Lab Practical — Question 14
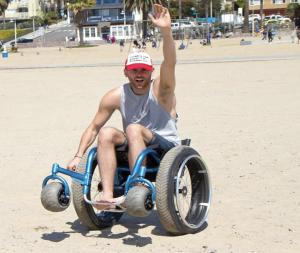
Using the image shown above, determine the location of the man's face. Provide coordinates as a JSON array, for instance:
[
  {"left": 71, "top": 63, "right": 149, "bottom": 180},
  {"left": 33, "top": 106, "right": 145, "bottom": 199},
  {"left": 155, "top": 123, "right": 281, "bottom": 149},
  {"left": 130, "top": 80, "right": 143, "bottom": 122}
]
[{"left": 124, "top": 68, "right": 153, "bottom": 95}]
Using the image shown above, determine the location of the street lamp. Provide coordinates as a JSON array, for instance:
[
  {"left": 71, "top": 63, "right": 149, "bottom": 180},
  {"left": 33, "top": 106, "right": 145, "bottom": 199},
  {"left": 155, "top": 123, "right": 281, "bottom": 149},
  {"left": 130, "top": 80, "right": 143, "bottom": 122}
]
[
  {"left": 66, "top": 2, "right": 70, "bottom": 24},
  {"left": 10, "top": 19, "right": 17, "bottom": 48},
  {"left": 123, "top": 0, "right": 126, "bottom": 25}
]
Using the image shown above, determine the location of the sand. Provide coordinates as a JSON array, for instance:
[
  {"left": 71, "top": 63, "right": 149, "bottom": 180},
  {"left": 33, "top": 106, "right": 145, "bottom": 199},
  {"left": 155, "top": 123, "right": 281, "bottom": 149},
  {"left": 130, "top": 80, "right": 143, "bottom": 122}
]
[{"left": 0, "top": 37, "right": 300, "bottom": 253}]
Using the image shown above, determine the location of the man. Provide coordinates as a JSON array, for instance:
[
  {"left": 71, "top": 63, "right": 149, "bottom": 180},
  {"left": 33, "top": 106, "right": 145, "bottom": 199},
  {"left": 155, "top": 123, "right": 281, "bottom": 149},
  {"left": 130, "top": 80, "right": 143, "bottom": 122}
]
[
  {"left": 67, "top": 4, "right": 180, "bottom": 209},
  {"left": 297, "top": 28, "right": 300, "bottom": 44}
]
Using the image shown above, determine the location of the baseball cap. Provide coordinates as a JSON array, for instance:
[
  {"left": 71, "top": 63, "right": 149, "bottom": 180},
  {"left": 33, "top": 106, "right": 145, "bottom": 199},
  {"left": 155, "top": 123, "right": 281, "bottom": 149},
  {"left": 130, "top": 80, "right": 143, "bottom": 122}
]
[{"left": 125, "top": 51, "right": 154, "bottom": 71}]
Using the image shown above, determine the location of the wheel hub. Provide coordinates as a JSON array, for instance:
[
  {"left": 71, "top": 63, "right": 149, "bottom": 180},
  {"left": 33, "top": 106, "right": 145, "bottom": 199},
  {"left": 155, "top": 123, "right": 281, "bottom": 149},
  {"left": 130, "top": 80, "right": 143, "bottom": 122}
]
[
  {"left": 144, "top": 195, "right": 154, "bottom": 210},
  {"left": 179, "top": 186, "right": 188, "bottom": 197}
]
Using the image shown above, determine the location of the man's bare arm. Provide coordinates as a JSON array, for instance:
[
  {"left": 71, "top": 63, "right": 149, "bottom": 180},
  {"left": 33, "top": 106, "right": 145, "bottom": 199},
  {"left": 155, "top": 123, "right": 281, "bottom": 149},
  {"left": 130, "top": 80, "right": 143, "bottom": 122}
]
[
  {"left": 149, "top": 5, "right": 176, "bottom": 109},
  {"left": 67, "top": 88, "right": 120, "bottom": 170}
]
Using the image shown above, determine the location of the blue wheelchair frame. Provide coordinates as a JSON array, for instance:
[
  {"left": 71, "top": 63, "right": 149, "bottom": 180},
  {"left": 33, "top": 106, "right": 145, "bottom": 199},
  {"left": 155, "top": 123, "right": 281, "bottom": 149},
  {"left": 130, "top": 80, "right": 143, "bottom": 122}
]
[{"left": 42, "top": 147, "right": 161, "bottom": 207}]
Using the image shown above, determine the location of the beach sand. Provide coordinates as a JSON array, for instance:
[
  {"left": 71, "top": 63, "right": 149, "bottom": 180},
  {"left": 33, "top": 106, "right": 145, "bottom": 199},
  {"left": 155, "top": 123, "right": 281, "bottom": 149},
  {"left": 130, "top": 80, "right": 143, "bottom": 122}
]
[{"left": 0, "top": 37, "right": 299, "bottom": 253}]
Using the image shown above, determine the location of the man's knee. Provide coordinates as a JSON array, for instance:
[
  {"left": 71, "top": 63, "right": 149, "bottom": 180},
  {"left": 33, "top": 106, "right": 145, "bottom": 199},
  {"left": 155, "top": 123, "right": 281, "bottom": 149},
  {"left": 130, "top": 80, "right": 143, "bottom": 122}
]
[
  {"left": 98, "top": 127, "right": 121, "bottom": 145},
  {"left": 126, "top": 124, "right": 143, "bottom": 138},
  {"left": 125, "top": 124, "right": 152, "bottom": 142}
]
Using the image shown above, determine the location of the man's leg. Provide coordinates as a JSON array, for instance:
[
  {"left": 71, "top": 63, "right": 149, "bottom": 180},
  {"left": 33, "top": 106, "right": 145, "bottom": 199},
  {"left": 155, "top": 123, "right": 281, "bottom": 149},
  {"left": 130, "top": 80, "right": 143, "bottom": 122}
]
[
  {"left": 125, "top": 124, "right": 153, "bottom": 169},
  {"left": 97, "top": 127, "right": 126, "bottom": 202}
]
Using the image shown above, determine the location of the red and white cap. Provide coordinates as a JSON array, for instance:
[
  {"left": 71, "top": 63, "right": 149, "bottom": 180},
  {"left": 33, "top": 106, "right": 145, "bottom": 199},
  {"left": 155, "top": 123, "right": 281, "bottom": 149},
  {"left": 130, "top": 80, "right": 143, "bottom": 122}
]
[{"left": 125, "top": 51, "right": 154, "bottom": 71}]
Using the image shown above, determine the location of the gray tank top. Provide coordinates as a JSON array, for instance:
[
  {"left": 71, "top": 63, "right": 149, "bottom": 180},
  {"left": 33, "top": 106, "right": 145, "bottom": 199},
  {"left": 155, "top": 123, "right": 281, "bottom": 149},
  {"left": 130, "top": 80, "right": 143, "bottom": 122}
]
[{"left": 120, "top": 82, "right": 181, "bottom": 145}]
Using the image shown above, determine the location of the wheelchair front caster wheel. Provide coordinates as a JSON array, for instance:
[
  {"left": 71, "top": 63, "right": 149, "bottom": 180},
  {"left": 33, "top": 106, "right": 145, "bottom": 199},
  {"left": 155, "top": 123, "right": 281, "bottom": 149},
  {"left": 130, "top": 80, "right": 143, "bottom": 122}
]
[
  {"left": 41, "top": 182, "right": 70, "bottom": 212},
  {"left": 125, "top": 186, "right": 153, "bottom": 217}
]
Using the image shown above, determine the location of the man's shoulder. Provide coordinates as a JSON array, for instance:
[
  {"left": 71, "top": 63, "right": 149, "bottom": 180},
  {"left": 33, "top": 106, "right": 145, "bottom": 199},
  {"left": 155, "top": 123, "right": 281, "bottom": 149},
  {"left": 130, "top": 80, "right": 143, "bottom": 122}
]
[
  {"left": 106, "top": 86, "right": 122, "bottom": 97},
  {"left": 102, "top": 86, "right": 122, "bottom": 108}
]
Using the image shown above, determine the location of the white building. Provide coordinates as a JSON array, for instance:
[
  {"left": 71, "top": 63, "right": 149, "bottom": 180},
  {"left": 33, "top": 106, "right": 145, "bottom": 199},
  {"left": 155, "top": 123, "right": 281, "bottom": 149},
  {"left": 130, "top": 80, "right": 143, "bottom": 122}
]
[
  {"left": 79, "top": 5, "right": 143, "bottom": 42},
  {"left": 3, "top": 0, "right": 42, "bottom": 20}
]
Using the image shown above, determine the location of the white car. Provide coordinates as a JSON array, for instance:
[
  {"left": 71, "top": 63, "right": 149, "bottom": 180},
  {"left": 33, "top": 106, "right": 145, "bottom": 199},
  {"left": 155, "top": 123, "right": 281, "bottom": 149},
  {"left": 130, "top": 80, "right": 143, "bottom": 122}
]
[
  {"left": 264, "top": 15, "right": 291, "bottom": 24},
  {"left": 171, "top": 21, "right": 196, "bottom": 31},
  {"left": 249, "top": 14, "right": 261, "bottom": 22},
  {"left": 171, "top": 22, "right": 180, "bottom": 31},
  {"left": 279, "top": 17, "right": 292, "bottom": 24}
]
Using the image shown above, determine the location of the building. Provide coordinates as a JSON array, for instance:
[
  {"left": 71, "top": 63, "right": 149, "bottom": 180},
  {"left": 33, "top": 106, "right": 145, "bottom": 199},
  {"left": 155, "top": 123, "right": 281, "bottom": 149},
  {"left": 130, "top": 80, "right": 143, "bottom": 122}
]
[
  {"left": 78, "top": 0, "right": 142, "bottom": 42},
  {"left": 3, "top": 0, "right": 42, "bottom": 20},
  {"left": 249, "top": 0, "right": 299, "bottom": 16}
]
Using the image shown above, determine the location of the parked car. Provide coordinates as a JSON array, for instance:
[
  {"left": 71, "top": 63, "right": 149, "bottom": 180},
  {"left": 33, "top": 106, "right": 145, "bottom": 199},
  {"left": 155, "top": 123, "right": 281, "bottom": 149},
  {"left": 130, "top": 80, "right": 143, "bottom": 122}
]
[
  {"left": 17, "top": 38, "right": 34, "bottom": 43},
  {"left": 171, "top": 21, "right": 197, "bottom": 31},
  {"left": 264, "top": 15, "right": 291, "bottom": 25},
  {"left": 11, "top": 38, "right": 34, "bottom": 45},
  {"left": 279, "top": 17, "right": 292, "bottom": 24},
  {"left": 171, "top": 22, "right": 180, "bottom": 31},
  {"left": 249, "top": 14, "right": 261, "bottom": 22}
]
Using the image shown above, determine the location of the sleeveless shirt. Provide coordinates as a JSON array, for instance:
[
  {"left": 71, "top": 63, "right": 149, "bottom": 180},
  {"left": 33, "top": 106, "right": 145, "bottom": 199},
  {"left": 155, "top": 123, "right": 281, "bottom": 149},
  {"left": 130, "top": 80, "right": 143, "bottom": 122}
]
[{"left": 120, "top": 82, "right": 180, "bottom": 145}]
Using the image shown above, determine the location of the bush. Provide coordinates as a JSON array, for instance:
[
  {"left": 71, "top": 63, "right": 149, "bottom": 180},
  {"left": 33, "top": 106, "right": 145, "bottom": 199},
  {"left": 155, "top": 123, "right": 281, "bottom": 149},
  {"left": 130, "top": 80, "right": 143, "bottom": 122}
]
[{"left": 0, "top": 28, "right": 32, "bottom": 43}]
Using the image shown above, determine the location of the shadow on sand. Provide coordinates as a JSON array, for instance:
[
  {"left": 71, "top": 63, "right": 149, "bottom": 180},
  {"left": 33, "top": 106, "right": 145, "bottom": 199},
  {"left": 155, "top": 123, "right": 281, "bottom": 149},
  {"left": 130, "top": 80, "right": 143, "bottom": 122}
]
[{"left": 41, "top": 211, "right": 208, "bottom": 246}]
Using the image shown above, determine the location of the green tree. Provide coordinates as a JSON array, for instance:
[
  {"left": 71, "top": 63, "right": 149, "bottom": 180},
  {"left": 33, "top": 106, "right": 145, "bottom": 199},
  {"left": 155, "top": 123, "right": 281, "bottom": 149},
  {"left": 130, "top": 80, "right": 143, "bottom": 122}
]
[
  {"left": 68, "top": 0, "right": 95, "bottom": 44},
  {"left": 186, "top": 0, "right": 221, "bottom": 19},
  {"left": 0, "top": 0, "right": 10, "bottom": 27},
  {"left": 286, "top": 3, "right": 300, "bottom": 20},
  {"left": 126, "top": 0, "right": 165, "bottom": 38}
]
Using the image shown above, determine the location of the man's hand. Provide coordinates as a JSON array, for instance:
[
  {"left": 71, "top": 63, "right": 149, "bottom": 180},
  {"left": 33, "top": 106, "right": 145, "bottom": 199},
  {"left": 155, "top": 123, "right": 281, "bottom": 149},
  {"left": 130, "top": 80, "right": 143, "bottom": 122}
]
[
  {"left": 67, "top": 156, "right": 81, "bottom": 171},
  {"left": 148, "top": 4, "right": 171, "bottom": 29}
]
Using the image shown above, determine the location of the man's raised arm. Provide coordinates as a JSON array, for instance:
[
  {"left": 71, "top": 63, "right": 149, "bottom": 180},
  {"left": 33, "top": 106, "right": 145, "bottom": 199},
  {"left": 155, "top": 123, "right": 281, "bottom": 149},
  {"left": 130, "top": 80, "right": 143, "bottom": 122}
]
[{"left": 149, "top": 4, "right": 176, "bottom": 102}]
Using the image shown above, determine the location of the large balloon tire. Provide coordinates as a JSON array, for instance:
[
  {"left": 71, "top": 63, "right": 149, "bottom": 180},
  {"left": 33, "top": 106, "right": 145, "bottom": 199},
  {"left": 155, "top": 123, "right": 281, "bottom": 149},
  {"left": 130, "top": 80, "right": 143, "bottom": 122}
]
[
  {"left": 125, "top": 186, "right": 153, "bottom": 217},
  {"left": 156, "top": 146, "right": 211, "bottom": 235},
  {"left": 41, "top": 181, "right": 70, "bottom": 212},
  {"left": 71, "top": 149, "right": 123, "bottom": 230}
]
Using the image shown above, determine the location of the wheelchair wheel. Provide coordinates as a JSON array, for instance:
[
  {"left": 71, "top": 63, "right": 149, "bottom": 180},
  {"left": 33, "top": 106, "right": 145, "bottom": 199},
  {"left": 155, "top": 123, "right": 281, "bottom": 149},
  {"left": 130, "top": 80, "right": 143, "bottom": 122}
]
[
  {"left": 156, "top": 146, "right": 211, "bottom": 235},
  {"left": 125, "top": 186, "right": 154, "bottom": 217},
  {"left": 71, "top": 149, "right": 123, "bottom": 230},
  {"left": 41, "top": 182, "right": 70, "bottom": 212}
]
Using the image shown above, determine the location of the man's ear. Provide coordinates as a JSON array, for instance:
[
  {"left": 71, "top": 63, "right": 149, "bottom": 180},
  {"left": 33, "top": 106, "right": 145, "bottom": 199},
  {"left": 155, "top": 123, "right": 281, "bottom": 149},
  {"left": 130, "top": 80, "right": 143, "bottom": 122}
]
[{"left": 124, "top": 68, "right": 128, "bottom": 77}]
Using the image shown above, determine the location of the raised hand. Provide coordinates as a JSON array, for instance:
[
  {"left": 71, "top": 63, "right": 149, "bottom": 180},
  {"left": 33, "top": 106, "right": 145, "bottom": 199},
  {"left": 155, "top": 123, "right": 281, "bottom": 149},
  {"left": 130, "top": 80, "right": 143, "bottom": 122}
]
[{"left": 148, "top": 4, "right": 171, "bottom": 29}]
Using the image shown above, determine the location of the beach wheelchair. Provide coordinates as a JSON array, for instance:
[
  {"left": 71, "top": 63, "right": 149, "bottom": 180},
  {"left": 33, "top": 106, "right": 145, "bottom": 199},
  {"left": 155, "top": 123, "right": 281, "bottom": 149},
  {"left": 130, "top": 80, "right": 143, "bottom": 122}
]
[{"left": 41, "top": 140, "right": 211, "bottom": 235}]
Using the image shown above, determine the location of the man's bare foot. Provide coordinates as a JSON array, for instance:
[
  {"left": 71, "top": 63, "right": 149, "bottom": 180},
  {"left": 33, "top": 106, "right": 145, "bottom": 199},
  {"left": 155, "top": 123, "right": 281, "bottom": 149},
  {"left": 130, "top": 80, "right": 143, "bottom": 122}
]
[{"left": 92, "top": 196, "right": 126, "bottom": 210}]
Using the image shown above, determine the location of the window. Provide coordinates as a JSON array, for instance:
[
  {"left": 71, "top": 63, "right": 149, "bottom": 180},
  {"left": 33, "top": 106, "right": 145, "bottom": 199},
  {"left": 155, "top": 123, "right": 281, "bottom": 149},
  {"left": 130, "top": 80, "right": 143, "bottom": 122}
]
[
  {"left": 118, "top": 26, "right": 123, "bottom": 36},
  {"left": 91, "top": 27, "right": 96, "bottom": 37},
  {"left": 18, "top": 7, "right": 28, "bottom": 12},
  {"left": 84, "top": 27, "right": 97, "bottom": 38},
  {"left": 250, "top": 0, "right": 261, "bottom": 5},
  {"left": 109, "top": 8, "right": 118, "bottom": 18},
  {"left": 111, "top": 26, "right": 117, "bottom": 36},
  {"left": 102, "top": 9, "right": 109, "bottom": 16},
  {"left": 272, "top": 0, "right": 285, "bottom": 3},
  {"left": 291, "top": 0, "right": 298, "bottom": 2},
  {"left": 103, "top": 0, "right": 117, "bottom": 3},
  {"left": 124, "top": 26, "right": 129, "bottom": 36},
  {"left": 85, "top": 28, "right": 90, "bottom": 38}
]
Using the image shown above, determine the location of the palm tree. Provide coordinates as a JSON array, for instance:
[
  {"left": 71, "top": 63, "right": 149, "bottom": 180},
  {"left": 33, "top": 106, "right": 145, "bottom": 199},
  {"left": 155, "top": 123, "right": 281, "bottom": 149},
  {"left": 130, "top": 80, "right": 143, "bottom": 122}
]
[
  {"left": 242, "top": 0, "right": 249, "bottom": 33},
  {"left": 259, "top": 0, "right": 263, "bottom": 27},
  {"left": 126, "top": 0, "right": 166, "bottom": 38},
  {"left": 68, "top": 0, "right": 95, "bottom": 44}
]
